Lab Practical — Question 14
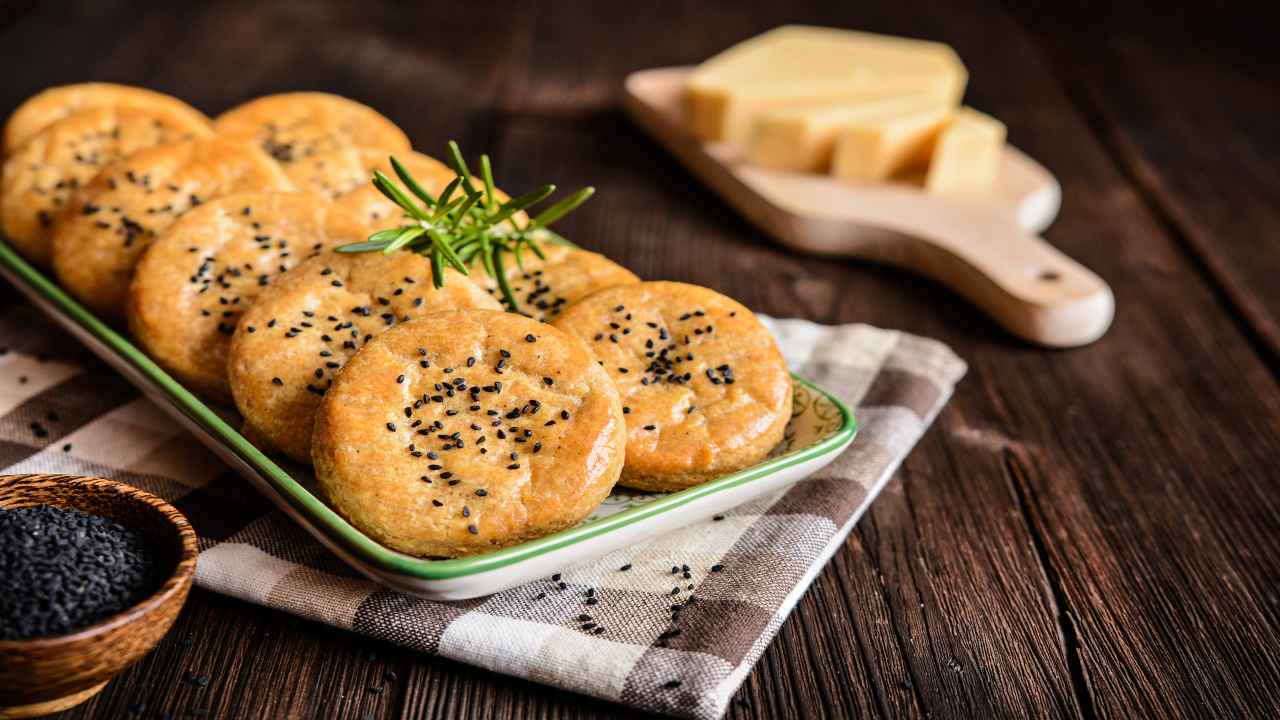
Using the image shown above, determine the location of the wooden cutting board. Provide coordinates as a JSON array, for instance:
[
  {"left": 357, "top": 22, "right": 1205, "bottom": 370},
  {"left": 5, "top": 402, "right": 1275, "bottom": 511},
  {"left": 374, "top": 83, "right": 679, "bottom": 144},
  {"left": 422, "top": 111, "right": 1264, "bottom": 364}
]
[{"left": 622, "top": 66, "right": 1114, "bottom": 347}]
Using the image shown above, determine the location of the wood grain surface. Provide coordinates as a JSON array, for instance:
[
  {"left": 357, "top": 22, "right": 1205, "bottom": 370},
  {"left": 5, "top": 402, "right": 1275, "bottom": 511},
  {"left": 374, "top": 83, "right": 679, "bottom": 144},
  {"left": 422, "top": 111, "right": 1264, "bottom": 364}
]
[{"left": 0, "top": 1, "right": 1276, "bottom": 718}]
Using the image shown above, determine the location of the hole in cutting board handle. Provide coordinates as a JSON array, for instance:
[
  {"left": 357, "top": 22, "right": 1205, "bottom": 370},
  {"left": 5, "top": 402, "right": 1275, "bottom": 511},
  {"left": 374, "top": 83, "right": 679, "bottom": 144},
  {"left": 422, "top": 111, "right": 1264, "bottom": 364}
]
[{"left": 1038, "top": 269, "right": 1062, "bottom": 282}]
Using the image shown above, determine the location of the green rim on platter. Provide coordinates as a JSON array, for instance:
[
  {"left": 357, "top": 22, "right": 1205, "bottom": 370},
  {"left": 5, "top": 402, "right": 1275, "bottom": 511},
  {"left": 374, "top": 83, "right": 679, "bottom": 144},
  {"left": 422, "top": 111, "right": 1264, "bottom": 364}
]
[{"left": 0, "top": 236, "right": 856, "bottom": 580}]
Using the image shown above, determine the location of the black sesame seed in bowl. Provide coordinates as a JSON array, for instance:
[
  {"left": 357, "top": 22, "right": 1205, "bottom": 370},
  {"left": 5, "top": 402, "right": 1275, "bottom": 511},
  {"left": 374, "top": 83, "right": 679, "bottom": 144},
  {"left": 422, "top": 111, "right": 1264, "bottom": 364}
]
[{"left": 0, "top": 473, "right": 198, "bottom": 717}]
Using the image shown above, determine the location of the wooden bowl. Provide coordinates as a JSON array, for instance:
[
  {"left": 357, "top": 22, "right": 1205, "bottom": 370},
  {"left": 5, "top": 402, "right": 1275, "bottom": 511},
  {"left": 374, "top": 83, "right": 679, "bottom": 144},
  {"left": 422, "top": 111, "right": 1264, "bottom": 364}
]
[{"left": 0, "top": 474, "right": 198, "bottom": 719}]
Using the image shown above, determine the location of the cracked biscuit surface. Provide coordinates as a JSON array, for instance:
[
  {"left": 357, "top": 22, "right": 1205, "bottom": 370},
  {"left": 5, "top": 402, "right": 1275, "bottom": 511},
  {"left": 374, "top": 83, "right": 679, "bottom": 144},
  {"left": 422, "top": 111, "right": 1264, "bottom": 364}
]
[
  {"left": 214, "top": 92, "right": 410, "bottom": 166},
  {"left": 473, "top": 244, "right": 640, "bottom": 322},
  {"left": 312, "top": 309, "right": 626, "bottom": 558},
  {"left": 128, "top": 192, "right": 367, "bottom": 400},
  {"left": 228, "top": 250, "right": 502, "bottom": 463},
  {"left": 50, "top": 137, "right": 292, "bottom": 322},
  {"left": 282, "top": 147, "right": 453, "bottom": 229},
  {"left": 2, "top": 106, "right": 213, "bottom": 266},
  {"left": 3, "top": 82, "right": 210, "bottom": 153},
  {"left": 553, "top": 280, "right": 791, "bottom": 491}
]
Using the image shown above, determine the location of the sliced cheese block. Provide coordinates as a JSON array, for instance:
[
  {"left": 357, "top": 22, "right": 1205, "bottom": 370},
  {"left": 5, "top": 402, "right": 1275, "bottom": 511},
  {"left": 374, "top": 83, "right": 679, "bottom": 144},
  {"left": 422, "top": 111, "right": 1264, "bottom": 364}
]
[
  {"left": 831, "top": 103, "right": 954, "bottom": 182},
  {"left": 748, "top": 94, "right": 953, "bottom": 172},
  {"left": 686, "top": 26, "right": 967, "bottom": 144},
  {"left": 925, "top": 107, "right": 1007, "bottom": 193}
]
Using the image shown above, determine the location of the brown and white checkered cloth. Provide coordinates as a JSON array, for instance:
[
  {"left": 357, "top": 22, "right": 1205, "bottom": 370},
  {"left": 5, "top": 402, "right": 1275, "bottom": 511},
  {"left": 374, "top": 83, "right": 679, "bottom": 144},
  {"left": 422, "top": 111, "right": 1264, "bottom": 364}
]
[{"left": 0, "top": 302, "right": 965, "bottom": 719}]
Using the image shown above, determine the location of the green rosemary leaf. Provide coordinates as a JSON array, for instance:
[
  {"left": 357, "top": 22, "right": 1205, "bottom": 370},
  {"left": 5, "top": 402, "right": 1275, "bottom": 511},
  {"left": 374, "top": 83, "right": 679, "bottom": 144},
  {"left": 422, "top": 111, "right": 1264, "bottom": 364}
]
[
  {"left": 371, "top": 171, "right": 429, "bottom": 221},
  {"left": 529, "top": 187, "right": 595, "bottom": 230},
  {"left": 524, "top": 235, "right": 549, "bottom": 260},
  {"left": 452, "top": 190, "right": 485, "bottom": 222},
  {"left": 480, "top": 154, "right": 496, "bottom": 210},
  {"left": 513, "top": 241, "right": 526, "bottom": 271},
  {"left": 490, "top": 247, "right": 519, "bottom": 311},
  {"left": 426, "top": 226, "right": 469, "bottom": 275},
  {"left": 390, "top": 156, "right": 438, "bottom": 207},
  {"left": 346, "top": 141, "right": 594, "bottom": 312},
  {"left": 336, "top": 227, "right": 401, "bottom": 253},
  {"left": 479, "top": 236, "right": 499, "bottom": 281},
  {"left": 430, "top": 246, "right": 445, "bottom": 288},
  {"left": 490, "top": 185, "right": 555, "bottom": 226},
  {"left": 447, "top": 140, "right": 479, "bottom": 197},
  {"left": 432, "top": 192, "right": 470, "bottom": 223},
  {"left": 382, "top": 226, "right": 425, "bottom": 254}
]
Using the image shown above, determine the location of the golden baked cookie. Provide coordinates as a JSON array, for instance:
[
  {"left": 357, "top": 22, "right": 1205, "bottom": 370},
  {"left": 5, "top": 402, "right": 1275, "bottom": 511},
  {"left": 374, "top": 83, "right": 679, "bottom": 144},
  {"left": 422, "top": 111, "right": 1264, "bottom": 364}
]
[
  {"left": 473, "top": 244, "right": 640, "bottom": 322},
  {"left": 214, "top": 92, "right": 410, "bottom": 165},
  {"left": 312, "top": 309, "right": 626, "bottom": 558},
  {"left": 553, "top": 281, "right": 792, "bottom": 491},
  {"left": 3, "top": 82, "right": 210, "bottom": 154},
  {"left": 283, "top": 147, "right": 452, "bottom": 226},
  {"left": 227, "top": 251, "right": 502, "bottom": 463},
  {"left": 2, "top": 106, "right": 213, "bottom": 266},
  {"left": 50, "top": 137, "right": 293, "bottom": 322},
  {"left": 128, "top": 192, "right": 367, "bottom": 401}
]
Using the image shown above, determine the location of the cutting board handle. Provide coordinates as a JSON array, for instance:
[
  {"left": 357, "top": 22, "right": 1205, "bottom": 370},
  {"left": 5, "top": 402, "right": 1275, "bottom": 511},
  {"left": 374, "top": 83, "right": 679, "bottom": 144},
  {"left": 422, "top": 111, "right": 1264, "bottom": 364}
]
[{"left": 830, "top": 198, "right": 1115, "bottom": 347}]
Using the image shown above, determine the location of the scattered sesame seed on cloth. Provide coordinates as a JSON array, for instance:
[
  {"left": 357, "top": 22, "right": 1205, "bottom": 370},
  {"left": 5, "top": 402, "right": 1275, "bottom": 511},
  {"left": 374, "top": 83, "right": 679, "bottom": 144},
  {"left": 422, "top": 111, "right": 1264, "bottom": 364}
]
[{"left": 0, "top": 303, "right": 964, "bottom": 720}]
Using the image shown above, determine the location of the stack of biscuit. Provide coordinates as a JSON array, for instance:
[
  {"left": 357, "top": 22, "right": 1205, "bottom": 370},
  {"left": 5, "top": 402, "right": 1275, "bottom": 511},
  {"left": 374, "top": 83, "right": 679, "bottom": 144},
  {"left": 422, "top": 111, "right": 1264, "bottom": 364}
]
[{"left": 1, "top": 84, "right": 793, "bottom": 558}]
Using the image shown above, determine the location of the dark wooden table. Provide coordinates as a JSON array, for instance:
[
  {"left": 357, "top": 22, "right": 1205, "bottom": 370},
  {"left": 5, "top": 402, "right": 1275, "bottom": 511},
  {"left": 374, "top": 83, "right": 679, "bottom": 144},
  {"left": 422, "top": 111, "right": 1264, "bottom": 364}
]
[{"left": 4, "top": 1, "right": 1278, "bottom": 717}]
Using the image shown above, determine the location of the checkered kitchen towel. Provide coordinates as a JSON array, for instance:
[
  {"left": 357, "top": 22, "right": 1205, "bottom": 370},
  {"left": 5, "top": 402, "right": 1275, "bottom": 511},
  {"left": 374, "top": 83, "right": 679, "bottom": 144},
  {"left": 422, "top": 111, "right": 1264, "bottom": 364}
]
[{"left": 0, "top": 301, "right": 965, "bottom": 719}]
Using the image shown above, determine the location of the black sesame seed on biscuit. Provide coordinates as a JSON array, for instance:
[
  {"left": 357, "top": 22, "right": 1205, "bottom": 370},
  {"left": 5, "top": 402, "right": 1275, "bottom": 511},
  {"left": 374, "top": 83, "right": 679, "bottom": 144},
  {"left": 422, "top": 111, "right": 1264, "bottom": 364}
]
[
  {"left": 312, "top": 309, "right": 625, "bottom": 558},
  {"left": 472, "top": 244, "right": 640, "bottom": 322},
  {"left": 214, "top": 92, "right": 410, "bottom": 166},
  {"left": 128, "top": 192, "right": 367, "bottom": 401},
  {"left": 3, "top": 82, "right": 209, "bottom": 154},
  {"left": 283, "top": 147, "right": 454, "bottom": 228},
  {"left": 228, "top": 250, "right": 502, "bottom": 463},
  {"left": 553, "top": 281, "right": 792, "bottom": 491},
  {"left": 2, "top": 106, "right": 212, "bottom": 267},
  {"left": 50, "top": 137, "right": 293, "bottom": 323}
]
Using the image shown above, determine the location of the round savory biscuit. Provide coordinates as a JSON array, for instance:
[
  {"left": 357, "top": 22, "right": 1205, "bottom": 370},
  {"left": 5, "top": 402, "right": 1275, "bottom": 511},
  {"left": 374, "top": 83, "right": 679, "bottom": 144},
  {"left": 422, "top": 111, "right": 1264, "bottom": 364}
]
[
  {"left": 283, "top": 147, "right": 451, "bottom": 222},
  {"left": 474, "top": 244, "right": 640, "bottom": 322},
  {"left": 128, "top": 192, "right": 368, "bottom": 400},
  {"left": 3, "top": 82, "right": 210, "bottom": 153},
  {"left": 552, "top": 281, "right": 792, "bottom": 491},
  {"left": 312, "top": 309, "right": 626, "bottom": 558},
  {"left": 228, "top": 250, "right": 502, "bottom": 462},
  {"left": 2, "top": 106, "right": 213, "bottom": 266},
  {"left": 50, "top": 137, "right": 292, "bottom": 322},
  {"left": 214, "top": 92, "right": 410, "bottom": 165}
]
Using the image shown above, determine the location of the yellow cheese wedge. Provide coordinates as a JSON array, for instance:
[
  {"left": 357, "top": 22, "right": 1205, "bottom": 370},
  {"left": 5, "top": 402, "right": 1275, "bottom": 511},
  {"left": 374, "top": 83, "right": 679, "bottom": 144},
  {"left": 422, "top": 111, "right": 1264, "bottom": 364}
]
[
  {"left": 748, "top": 94, "right": 953, "bottom": 172},
  {"left": 925, "top": 107, "right": 1007, "bottom": 193},
  {"left": 686, "top": 26, "right": 967, "bottom": 144},
  {"left": 831, "top": 104, "right": 954, "bottom": 182}
]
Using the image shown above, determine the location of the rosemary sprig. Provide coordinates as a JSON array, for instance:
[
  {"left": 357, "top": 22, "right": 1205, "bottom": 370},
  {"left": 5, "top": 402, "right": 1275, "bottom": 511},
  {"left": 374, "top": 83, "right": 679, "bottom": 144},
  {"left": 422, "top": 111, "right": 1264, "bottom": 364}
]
[{"left": 336, "top": 141, "right": 594, "bottom": 313}]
